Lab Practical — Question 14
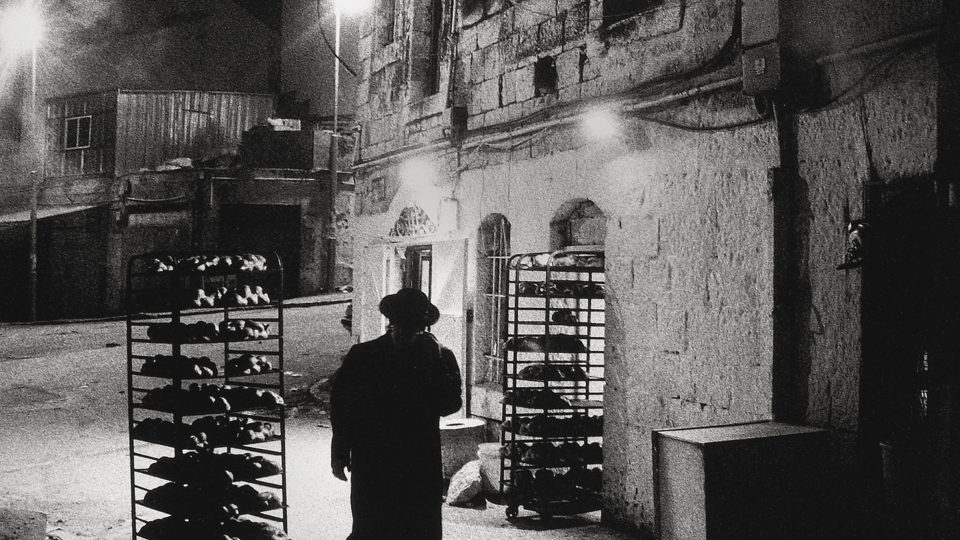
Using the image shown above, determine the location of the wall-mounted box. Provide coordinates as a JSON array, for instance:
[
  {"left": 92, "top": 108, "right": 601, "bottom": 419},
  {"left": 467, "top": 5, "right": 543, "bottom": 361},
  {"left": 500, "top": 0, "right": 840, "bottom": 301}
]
[
  {"left": 653, "top": 422, "right": 832, "bottom": 540},
  {"left": 742, "top": 41, "right": 782, "bottom": 95}
]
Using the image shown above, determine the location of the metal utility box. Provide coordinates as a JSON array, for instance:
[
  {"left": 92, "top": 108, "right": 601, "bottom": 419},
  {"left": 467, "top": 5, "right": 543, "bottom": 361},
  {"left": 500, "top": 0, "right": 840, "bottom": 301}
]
[
  {"left": 742, "top": 42, "right": 782, "bottom": 95},
  {"left": 653, "top": 422, "right": 831, "bottom": 540},
  {"left": 240, "top": 129, "right": 332, "bottom": 171}
]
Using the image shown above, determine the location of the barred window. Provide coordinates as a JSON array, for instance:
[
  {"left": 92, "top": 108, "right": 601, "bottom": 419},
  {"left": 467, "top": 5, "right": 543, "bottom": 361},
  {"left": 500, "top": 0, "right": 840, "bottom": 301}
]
[{"left": 476, "top": 214, "right": 510, "bottom": 385}]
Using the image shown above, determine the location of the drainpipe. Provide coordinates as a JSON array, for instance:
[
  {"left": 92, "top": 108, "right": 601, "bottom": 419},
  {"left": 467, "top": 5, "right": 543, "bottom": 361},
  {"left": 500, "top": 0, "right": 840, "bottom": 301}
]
[
  {"left": 742, "top": 0, "right": 804, "bottom": 423},
  {"left": 771, "top": 100, "right": 802, "bottom": 424}
]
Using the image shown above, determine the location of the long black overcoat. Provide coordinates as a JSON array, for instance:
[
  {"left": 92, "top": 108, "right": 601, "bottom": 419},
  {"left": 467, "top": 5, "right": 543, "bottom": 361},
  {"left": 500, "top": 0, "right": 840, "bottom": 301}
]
[{"left": 330, "top": 332, "right": 463, "bottom": 540}]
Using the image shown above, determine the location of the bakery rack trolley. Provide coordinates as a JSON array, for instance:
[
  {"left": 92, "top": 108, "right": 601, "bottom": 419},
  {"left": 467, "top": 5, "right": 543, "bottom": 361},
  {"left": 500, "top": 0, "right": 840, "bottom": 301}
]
[
  {"left": 125, "top": 252, "right": 288, "bottom": 539},
  {"left": 499, "top": 246, "right": 606, "bottom": 519}
]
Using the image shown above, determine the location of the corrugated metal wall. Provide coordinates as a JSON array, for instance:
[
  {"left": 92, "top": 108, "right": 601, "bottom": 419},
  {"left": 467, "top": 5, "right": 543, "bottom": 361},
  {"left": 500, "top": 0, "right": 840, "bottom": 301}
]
[
  {"left": 114, "top": 91, "right": 275, "bottom": 176},
  {"left": 45, "top": 90, "right": 275, "bottom": 179},
  {"left": 44, "top": 90, "right": 118, "bottom": 178}
]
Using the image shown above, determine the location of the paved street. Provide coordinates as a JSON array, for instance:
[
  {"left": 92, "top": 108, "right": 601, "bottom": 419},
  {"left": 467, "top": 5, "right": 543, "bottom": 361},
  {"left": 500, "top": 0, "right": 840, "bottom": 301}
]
[{"left": 0, "top": 297, "right": 634, "bottom": 540}]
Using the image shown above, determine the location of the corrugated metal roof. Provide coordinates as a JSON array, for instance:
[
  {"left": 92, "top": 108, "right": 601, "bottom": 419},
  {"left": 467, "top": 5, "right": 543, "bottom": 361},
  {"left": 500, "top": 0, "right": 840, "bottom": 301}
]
[
  {"left": 0, "top": 205, "right": 96, "bottom": 224},
  {"left": 45, "top": 90, "right": 275, "bottom": 179},
  {"left": 114, "top": 91, "right": 275, "bottom": 176}
]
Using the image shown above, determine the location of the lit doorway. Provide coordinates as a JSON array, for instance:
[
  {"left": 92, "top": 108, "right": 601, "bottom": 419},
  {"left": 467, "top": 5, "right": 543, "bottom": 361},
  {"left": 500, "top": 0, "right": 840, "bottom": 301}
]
[{"left": 403, "top": 244, "right": 432, "bottom": 298}]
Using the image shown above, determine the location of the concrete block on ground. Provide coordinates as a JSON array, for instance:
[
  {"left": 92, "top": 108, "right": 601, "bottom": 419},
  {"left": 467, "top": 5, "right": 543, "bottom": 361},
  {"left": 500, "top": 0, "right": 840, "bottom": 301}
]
[{"left": 440, "top": 417, "right": 485, "bottom": 478}]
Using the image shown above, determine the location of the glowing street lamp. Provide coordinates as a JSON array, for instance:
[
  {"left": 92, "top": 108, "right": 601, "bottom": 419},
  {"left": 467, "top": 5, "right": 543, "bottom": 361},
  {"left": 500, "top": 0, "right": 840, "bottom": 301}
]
[
  {"left": 0, "top": 4, "right": 43, "bottom": 53},
  {"left": 583, "top": 106, "right": 620, "bottom": 141},
  {"left": 1, "top": 2, "right": 43, "bottom": 322},
  {"left": 329, "top": 0, "right": 372, "bottom": 136}
]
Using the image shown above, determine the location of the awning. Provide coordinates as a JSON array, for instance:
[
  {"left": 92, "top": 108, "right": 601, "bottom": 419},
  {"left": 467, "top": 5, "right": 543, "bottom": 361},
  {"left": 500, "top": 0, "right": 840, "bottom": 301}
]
[{"left": 0, "top": 205, "right": 96, "bottom": 224}]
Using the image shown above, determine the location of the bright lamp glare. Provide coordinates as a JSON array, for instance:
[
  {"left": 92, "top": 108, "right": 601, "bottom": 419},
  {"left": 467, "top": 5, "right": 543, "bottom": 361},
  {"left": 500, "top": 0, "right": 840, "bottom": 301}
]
[
  {"left": 583, "top": 107, "right": 619, "bottom": 140},
  {"left": 399, "top": 158, "right": 439, "bottom": 197},
  {"left": 334, "top": 0, "right": 372, "bottom": 16},
  {"left": 0, "top": 5, "right": 43, "bottom": 52}
]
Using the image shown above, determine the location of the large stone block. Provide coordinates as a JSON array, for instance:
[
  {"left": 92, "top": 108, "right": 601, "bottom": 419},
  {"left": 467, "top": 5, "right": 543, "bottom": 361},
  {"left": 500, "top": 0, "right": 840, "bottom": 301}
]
[
  {"left": 515, "top": 65, "right": 536, "bottom": 101},
  {"left": 499, "top": 70, "right": 516, "bottom": 105},
  {"left": 469, "top": 50, "right": 486, "bottom": 84},
  {"left": 460, "top": 26, "right": 479, "bottom": 52},
  {"left": 558, "top": 84, "right": 580, "bottom": 103},
  {"left": 484, "top": 108, "right": 506, "bottom": 128},
  {"left": 555, "top": 48, "right": 582, "bottom": 87},
  {"left": 539, "top": 16, "right": 565, "bottom": 51},
  {"left": 478, "top": 78, "right": 500, "bottom": 112},
  {"left": 357, "top": 35, "right": 373, "bottom": 62},
  {"left": 655, "top": 305, "right": 689, "bottom": 354},
  {"left": 563, "top": 2, "right": 590, "bottom": 43},
  {"left": 482, "top": 46, "right": 502, "bottom": 81},
  {"left": 475, "top": 18, "right": 501, "bottom": 49},
  {"left": 516, "top": 24, "right": 541, "bottom": 59}
]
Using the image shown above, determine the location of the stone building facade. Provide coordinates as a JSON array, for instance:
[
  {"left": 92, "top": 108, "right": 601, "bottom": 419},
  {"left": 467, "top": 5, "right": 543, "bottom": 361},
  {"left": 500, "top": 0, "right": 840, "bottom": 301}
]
[{"left": 349, "top": 0, "right": 954, "bottom": 533}]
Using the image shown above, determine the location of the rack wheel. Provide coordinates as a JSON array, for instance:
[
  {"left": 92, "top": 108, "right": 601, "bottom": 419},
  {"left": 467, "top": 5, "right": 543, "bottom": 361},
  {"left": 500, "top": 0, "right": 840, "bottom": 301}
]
[{"left": 506, "top": 506, "right": 519, "bottom": 519}]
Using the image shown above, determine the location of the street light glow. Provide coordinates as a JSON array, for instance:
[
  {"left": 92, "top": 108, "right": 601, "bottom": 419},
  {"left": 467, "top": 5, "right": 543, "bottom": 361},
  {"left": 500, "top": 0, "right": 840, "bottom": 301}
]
[
  {"left": 399, "top": 158, "right": 439, "bottom": 198},
  {"left": 0, "top": 3, "right": 43, "bottom": 53},
  {"left": 583, "top": 106, "right": 619, "bottom": 141},
  {"left": 334, "top": 0, "right": 372, "bottom": 16}
]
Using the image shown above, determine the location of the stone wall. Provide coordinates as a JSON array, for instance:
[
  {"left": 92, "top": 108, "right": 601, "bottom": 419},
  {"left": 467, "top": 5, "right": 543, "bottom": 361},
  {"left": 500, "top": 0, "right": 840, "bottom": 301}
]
[{"left": 351, "top": 0, "right": 944, "bottom": 534}]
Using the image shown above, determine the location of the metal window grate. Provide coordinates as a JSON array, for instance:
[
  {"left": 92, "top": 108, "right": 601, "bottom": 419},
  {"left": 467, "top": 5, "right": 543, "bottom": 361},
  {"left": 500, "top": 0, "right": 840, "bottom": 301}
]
[{"left": 480, "top": 215, "right": 510, "bottom": 384}]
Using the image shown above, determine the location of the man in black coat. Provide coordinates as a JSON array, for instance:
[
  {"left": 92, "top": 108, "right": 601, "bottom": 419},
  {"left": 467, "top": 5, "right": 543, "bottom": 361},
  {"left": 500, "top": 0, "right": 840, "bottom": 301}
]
[{"left": 330, "top": 288, "right": 463, "bottom": 540}]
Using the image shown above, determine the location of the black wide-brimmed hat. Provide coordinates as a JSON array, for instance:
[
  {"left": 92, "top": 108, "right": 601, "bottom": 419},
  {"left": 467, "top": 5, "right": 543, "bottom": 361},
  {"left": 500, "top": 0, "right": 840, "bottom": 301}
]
[{"left": 379, "top": 288, "right": 440, "bottom": 327}]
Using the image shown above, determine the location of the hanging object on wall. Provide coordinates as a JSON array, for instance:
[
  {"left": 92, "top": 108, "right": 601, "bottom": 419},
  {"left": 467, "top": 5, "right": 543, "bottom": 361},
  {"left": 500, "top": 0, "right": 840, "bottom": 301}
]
[
  {"left": 837, "top": 213, "right": 869, "bottom": 270},
  {"left": 438, "top": 197, "right": 459, "bottom": 232},
  {"left": 389, "top": 205, "right": 438, "bottom": 237}
]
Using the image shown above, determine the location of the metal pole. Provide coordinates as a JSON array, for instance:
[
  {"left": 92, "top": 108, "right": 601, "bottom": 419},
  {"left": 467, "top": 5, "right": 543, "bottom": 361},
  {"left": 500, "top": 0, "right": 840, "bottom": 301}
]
[
  {"left": 28, "top": 45, "right": 38, "bottom": 322},
  {"left": 328, "top": 8, "right": 341, "bottom": 291},
  {"left": 333, "top": 9, "right": 340, "bottom": 139}
]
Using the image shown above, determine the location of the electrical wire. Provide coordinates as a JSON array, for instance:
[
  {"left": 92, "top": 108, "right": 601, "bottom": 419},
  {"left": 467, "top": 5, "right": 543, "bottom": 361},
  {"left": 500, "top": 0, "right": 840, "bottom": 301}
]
[
  {"left": 629, "top": 0, "right": 741, "bottom": 98},
  {"left": 455, "top": 125, "right": 553, "bottom": 173},
  {"left": 503, "top": 0, "right": 694, "bottom": 23},
  {"left": 124, "top": 195, "right": 188, "bottom": 204},
  {"left": 460, "top": 0, "right": 741, "bottom": 138},
  {"left": 633, "top": 110, "right": 771, "bottom": 132},
  {"left": 482, "top": 125, "right": 552, "bottom": 151},
  {"left": 316, "top": 0, "right": 359, "bottom": 78},
  {"left": 804, "top": 42, "right": 927, "bottom": 112}
]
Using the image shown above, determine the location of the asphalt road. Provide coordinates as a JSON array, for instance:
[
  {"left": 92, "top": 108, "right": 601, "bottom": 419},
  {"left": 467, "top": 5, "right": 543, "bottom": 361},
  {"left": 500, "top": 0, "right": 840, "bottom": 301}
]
[
  {"left": 0, "top": 299, "right": 354, "bottom": 539},
  {"left": 0, "top": 298, "right": 633, "bottom": 539}
]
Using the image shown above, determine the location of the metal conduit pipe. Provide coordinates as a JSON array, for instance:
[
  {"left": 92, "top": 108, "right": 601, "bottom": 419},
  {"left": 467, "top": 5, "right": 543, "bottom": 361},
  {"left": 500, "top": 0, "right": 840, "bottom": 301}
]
[
  {"left": 352, "top": 77, "right": 744, "bottom": 171},
  {"left": 352, "top": 26, "right": 937, "bottom": 173}
]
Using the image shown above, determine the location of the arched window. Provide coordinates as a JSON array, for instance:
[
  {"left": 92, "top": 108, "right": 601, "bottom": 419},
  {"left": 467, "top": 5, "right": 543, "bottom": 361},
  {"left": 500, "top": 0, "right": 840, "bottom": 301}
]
[
  {"left": 475, "top": 214, "right": 511, "bottom": 386},
  {"left": 550, "top": 199, "right": 606, "bottom": 250}
]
